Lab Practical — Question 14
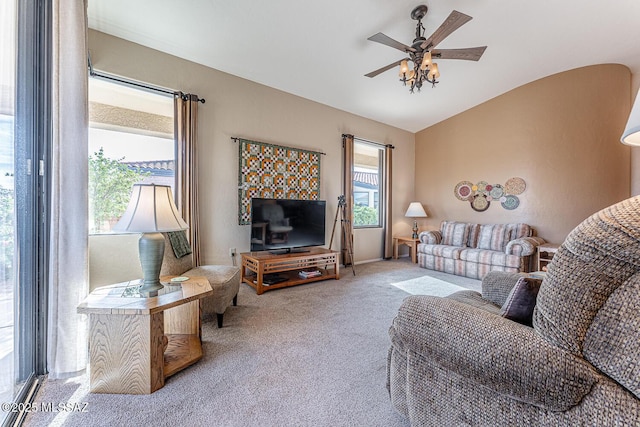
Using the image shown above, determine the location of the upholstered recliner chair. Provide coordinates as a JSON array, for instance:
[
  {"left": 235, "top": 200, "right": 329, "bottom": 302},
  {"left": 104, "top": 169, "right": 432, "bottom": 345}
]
[
  {"left": 387, "top": 196, "right": 640, "bottom": 425},
  {"left": 160, "top": 232, "right": 240, "bottom": 328}
]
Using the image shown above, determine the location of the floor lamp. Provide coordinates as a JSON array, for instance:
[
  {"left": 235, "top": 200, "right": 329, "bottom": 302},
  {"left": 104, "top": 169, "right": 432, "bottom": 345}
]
[{"left": 113, "top": 184, "right": 188, "bottom": 297}]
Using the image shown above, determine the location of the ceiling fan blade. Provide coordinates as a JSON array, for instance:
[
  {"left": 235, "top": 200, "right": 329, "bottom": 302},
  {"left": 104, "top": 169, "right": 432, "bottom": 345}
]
[
  {"left": 432, "top": 46, "right": 487, "bottom": 61},
  {"left": 365, "top": 58, "right": 408, "bottom": 78},
  {"left": 367, "top": 33, "right": 415, "bottom": 53},
  {"left": 420, "top": 10, "right": 473, "bottom": 50}
]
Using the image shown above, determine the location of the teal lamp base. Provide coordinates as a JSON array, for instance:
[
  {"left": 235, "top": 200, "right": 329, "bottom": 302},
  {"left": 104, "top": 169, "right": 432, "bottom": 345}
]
[{"left": 138, "top": 232, "right": 165, "bottom": 297}]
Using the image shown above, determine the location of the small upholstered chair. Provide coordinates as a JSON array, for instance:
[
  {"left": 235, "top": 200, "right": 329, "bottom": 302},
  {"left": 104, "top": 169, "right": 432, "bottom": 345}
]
[{"left": 160, "top": 232, "right": 240, "bottom": 328}]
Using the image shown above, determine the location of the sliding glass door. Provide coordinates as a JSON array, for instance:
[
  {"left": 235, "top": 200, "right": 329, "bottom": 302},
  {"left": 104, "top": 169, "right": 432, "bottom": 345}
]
[
  {"left": 1, "top": 0, "right": 50, "bottom": 425},
  {"left": 0, "top": 0, "right": 22, "bottom": 422}
]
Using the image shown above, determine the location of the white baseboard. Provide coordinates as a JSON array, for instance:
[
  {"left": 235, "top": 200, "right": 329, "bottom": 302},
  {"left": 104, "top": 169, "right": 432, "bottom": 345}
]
[{"left": 354, "top": 258, "right": 384, "bottom": 265}]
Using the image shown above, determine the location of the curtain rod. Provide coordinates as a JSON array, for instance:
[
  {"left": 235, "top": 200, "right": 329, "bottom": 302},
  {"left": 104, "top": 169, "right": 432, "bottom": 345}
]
[
  {"left": 87, "top": 54, "right": 205, "bottom": 103},
  {"left": 343, "top": 134, "right": 395, "bottom": 149},
  {"left": 231, "top": 137, "right": 326, "bottom": 155}
]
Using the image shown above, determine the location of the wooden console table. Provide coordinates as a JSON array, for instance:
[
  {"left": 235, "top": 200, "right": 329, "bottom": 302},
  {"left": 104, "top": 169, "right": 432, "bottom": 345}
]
[
  {"left": 241, "top": 247, "right": 339, "bottom": 295},
  {"left": 77, "top": 276, "right": 212, "bottom": 394}
]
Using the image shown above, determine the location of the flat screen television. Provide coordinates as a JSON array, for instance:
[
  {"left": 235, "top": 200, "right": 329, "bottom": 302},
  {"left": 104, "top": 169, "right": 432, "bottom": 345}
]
[{"left": 250, "top": 198, "right": 326, "bottom": 253}]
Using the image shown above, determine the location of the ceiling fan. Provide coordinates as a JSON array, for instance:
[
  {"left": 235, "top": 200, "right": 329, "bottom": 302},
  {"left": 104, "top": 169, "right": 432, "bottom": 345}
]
[{"left": 365, "top": 5, "right": 487, "bottom": 93}]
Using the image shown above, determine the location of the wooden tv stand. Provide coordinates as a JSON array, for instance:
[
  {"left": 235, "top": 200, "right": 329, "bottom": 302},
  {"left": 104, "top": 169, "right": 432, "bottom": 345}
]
[{"left": 241, "top": 247, "right": 339, "bottom": 295}]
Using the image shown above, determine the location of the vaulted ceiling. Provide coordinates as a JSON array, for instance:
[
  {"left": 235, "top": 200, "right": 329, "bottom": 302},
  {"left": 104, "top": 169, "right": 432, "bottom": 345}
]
[{"left": 88, "top": 0, "right": 640, "bottom": 133}]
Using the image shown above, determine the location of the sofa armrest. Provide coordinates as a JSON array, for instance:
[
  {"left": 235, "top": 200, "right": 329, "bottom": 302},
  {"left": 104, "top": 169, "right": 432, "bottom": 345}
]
[
  {"left": 391, "top": 295, "right": 598, "bottom": 411},
  {"left": 505, "top": 236, "right": 546, "bottom": 256},
  {"left": 419, "top": 230, "right": 441, "bottom": 244}
]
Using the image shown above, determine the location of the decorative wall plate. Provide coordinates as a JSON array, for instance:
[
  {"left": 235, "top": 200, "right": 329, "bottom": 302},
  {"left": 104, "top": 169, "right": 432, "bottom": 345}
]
[
  {"left": 501, "top": 195, "right": 520, "bottom": 210},
  {"left": 454, "top": 181, "right": 474, "bottom": 201},
  {"left": 455, "top": 177, "right": 526, "bottom": 211},
  {"left": 489, "top": 184, "right": 504, "bottom": 199},
  {"left": 471, "top": 195, "right": 490, "bottom": 212},
  {"left": 505, "top": 177, "right": 526, "bottom": 195},
  {"left": 476, "top": 181, "right": 489, "bottom": 195}
]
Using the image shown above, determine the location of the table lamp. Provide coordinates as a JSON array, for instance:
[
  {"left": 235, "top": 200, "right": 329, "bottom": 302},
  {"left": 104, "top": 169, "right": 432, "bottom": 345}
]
[
  {"left": 112, "top": 184, "right": 188, "bottom": 297},
  {"left": 621, "top": 88, "right": 640, "bottom": 146},
  {"left": 405, "top": 202, "right": 428, "bottom": 239}
]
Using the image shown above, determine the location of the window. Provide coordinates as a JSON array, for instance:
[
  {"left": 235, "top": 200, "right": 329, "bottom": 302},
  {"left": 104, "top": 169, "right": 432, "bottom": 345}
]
[
  {"left": 88, "top": 78, "right": 174, "bottom": 234},
  {"left": 353, "top": 141, "right": 383, "bottom": 227}
]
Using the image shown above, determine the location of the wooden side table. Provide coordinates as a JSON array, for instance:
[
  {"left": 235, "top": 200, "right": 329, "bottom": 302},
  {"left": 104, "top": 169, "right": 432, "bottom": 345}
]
[
  {"left": 537, "top": 243, "right": 560, "bottom": 272},
  {"left": 77, "top": 276, "right": 212, "bottom": 394},
  {"left": 393, "top": 236, "right": 420, "bottom": 263}
]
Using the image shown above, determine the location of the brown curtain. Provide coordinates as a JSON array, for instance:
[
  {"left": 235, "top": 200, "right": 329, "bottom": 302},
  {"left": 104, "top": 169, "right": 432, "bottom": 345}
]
[
  {"left": 174, "top": 93, "right": 201, "bottom": 266},
  {"left": 383, "top": 144, "right": 394, "bottom": 259},
  {"left": 342, "top": 134, "right": 355, "bottom": 265}
]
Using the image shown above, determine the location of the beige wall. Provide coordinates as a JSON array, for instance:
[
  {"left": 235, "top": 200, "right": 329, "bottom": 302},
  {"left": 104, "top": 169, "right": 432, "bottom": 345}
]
[
  {"left": 415, "top": 64, "right": 631, "bottom": 244},
  {"left": 88, "top": 30, "right": 415, "bottom": 267},
  {"left": 89, "top": 234, "right": 142, "bottom": 291},
  {"left": 630, "top": 75, "right": 640, "bottom": 195}
]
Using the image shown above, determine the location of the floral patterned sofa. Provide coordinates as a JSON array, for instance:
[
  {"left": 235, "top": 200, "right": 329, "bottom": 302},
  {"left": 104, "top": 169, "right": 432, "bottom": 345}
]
[{"left": 417, "top": 221, "right": 545, "bottom": 279}]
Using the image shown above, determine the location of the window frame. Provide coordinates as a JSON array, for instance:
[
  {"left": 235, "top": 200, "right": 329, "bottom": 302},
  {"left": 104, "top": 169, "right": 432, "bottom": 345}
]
[
  {"left": 353, "top": 141, "right": 384, "bottom": 229},
  {"left": 87, "top": 77, "right": 176, "bottom": 236},
  {"left": 3, "top": 1, "right": 53, "bottom": 425}
]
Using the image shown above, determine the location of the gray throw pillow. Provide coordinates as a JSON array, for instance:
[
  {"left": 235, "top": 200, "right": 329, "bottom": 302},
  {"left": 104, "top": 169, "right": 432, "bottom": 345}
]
[{"left": 500, "top": 276, "right": 541, "bottom": 326}]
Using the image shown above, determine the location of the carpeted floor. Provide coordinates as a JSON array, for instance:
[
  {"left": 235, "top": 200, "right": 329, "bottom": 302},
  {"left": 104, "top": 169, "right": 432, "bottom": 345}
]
[{"left": 24, "top": 258, "right": 480, "bottom": 427}]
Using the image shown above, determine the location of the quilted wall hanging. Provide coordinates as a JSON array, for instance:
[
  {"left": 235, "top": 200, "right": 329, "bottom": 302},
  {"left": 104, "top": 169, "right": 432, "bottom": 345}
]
[
  {"left": 236, "top": 138, "right": 322, "bottom": 225},
  {"left": 454, "top": 177, "right": 526, "bottom": 212}
]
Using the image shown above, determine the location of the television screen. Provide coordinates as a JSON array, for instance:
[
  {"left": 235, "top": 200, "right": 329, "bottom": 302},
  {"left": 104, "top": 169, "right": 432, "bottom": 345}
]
[{"left": 250, "top": 198, "right": 326, "bottom": 252}]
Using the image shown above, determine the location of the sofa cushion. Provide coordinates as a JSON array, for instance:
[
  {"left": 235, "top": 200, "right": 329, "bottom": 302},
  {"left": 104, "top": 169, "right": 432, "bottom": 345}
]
[
  {"left": 509, "top": 223, "right": 533, "bottom": 240},
  {"left": 477, "top": 224, "right": 511, "bottom": 251},
  {"left": 467, "top": 223, "right": 481, "bottom": 248},
  {"left": 441, "top": 221, "right": 470, "bottom": 247},
  {"left": 418, "top": 244, "right": 463, "bottom": 260},
  {"left": 446, "top": 290, "right": 501, "bottom": 315},
  {"left": 500, "top": 276, "right": 541, "bottom": 326},
  {"left": 459, "top": 248, "right": 522, "bottom": 269}
]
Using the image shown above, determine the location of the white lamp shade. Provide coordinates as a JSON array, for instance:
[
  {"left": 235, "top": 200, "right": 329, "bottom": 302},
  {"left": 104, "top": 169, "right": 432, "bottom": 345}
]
[
  {"left": 622, "top": 89, "right": 640, "bottom": 146},
  {"left": 113, "top": 184, "right": 188, "bottom": 232},
  {"left": 405, "top": 202, "right": 428, "bottom": 218}
]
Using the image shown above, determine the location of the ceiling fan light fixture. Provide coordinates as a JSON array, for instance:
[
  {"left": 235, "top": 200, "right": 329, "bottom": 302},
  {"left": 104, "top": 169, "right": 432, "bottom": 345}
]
[
  {"left": 365, "top": 6, "right": 485, "bottom": 94},
  {"left": 420, "top": 51, "right": 432, "bottom": 70},
  {"left": 399, "top": 59, "right": 409, "bottom": 75},
  {"left": 428, "top": 63, "right": 440, "bottom": 79}
]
